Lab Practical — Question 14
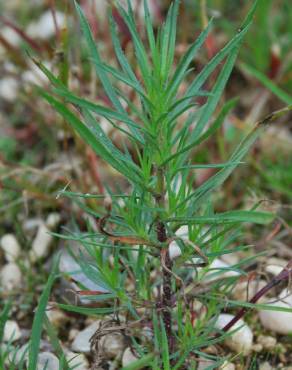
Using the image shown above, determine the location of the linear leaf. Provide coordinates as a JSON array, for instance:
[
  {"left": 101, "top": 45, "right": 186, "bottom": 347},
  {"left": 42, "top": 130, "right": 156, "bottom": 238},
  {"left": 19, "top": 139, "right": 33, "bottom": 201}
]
[
  {"left": 41, "top": 91, "right": 143, "bottom": 185},
  {"left": 192, "top": 49, "right": 239, "bottom": 138},
  {"left": 74, "top": 1, "right": 124, "bottom": 113},
  {"left": 27, "top": 257, "right": 59, "bottom": 370},
  {"left": 166, "top": 210, "right": 274, "bottom": 225}
]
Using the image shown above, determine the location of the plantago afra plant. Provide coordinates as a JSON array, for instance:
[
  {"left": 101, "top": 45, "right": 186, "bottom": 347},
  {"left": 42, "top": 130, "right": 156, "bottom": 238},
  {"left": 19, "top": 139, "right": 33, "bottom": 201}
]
[{"left": 34, "top": 0, "right": 292, "bottom": 368}]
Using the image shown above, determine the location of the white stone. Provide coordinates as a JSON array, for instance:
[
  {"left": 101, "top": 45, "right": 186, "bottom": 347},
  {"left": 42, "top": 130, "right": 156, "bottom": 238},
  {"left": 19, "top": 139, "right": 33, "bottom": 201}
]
[
  {"left": 66, "top": 351, "right": 89, "bottom": 370},
  {"left": 30, "top": 223, "right": 53, "bottom": 260},
  {"left": 259, "top": 289, "right": 292, "bottom": 335},
  {"left": 3, "top": 320, "right": 21, "bottom": 342},
  {"left": 233, "top": 279, "right": 266, "bottom": 301},
  {"left": 220, "top": 362, "right": 236, "bottom": 370},
  {"left": 8, "top": 343, "right": 29, "bottom": 364},
  {"left": 122, "top": 347, "right": 138, "bottom": 367},
  {"left": 71, "top": 321, "right": 100, "bottom": 353},
  {"left": 0, "top": 234, "right": 21, "bottom": 262},
  {"left": 100, "top": 333, "right": 125, "bottom": 359},
  {"left": 215, "top": 314, "right": 253, "bottom": 355},
  {"left": 0, "top": 263, "right": 22, "bottom": 291},
  {"left": 0, "top": 77, "right": 19, "bottom": 102},
  {"left": 27, "top": 11, "right": 66, "bottom": 40},
  {"left": 197, "top": 358, "right": 215, "bottom": 370},
  {"left": 204, "top": 259, "right": 241, "bottom": 282},
  {"left": 259, "top": 362, "right": 273, "bottom": 370},
  {"left": 265, "top": 257, "right": 287, "bottom": 276},
  {"left": 46, "top": 213, "right": 61, "bottom": 229},
  {"left": 36, "top": 352, "right": 59, "bottom": 370},
  {"left": 59, "top": 251, "right": 109, "bottom": 294},
  {"left": 257, "top": 335, "right": 276, "bottom": 350},
  {"left": 46, "top": 308, "right": 68, "bottom": 328},
  {"left": 169, "top": 226, "right": 188, "bottom": 260},
  {"left": 2, "top": 27, "right": 21, "bottom": 47}
]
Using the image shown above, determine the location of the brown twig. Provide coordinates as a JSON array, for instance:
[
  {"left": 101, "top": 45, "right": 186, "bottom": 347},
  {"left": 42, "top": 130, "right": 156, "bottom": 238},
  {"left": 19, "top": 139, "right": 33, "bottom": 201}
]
[{"left": 220, "top": 261, "right": 292, "bottom": 334}]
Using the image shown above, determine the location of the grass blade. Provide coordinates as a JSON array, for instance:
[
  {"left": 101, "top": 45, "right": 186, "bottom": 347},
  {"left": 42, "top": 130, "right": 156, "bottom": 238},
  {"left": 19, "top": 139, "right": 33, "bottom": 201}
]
[{"left": 27, "top": 256, "right": 59, "bottom": 370}]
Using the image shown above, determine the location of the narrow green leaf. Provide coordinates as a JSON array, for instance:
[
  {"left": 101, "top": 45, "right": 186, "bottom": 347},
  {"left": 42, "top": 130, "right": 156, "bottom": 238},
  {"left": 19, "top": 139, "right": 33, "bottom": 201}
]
[
  {"left": 40, "top": 91, "right": 143, "bottom": 185},
  {"left": 192, "top": 49, "right": 239, "bottom": 138},
  {"left": 166, "top": 20, "right": 213, "bottom": 100},
  {"left": 57, "top": 303, "right": 117, "bottom": 315},
  {"left": 27, "top": 256, "right": 59, "bottom": 370},
  {"left": 74, "top": 1, "right": 124, "bottom": 113},
  {"left": 166, "top": 210, "right": 275, "bottom": 225},
  {"left": 121, "top": 353, "right": 155, "bottom": 370}
]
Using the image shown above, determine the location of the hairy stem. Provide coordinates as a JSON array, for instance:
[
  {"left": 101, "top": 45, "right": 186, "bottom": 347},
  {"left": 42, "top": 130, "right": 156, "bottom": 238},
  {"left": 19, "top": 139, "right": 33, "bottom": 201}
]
[{"left": 155, "top": 167, "right": 175, "bottom": 353}]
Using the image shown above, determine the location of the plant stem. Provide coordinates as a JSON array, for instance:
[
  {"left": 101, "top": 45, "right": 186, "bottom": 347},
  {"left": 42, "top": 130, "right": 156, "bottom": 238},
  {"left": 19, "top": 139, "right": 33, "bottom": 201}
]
[{"left": 155, "top": 167, "right": 175, "bottom": 353}]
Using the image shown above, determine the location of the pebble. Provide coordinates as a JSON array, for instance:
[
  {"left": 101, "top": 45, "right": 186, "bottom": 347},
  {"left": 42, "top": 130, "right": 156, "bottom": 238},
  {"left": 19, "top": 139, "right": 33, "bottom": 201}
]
[
  {"left": 71, "top": 321, "right": 100, "bottom": 353},
  {"left": 0, "top": 77, "right": 19, "bottom": 102},
  {"left": 169, "top": 225, "right": 188, "bottom": 260},
  {"left": 259, "top": 362, "right": 273, "bottom": 370},
  {"left": 30, "top": 223, "right": 53, "bottom": 261},
  {"left": 36, "top": 352, "right": 59, "bottom": 370},
  {"left": 257, "top": 335, "right": 277, "bottom": 350},
  {"left": 259, "top": 289, "right": 292, "bottom": 334},
  {"left": 3, "top": 320, "right": 21, "bottom": 342},
  {"left": 66, "top": 351, "right": 89, "bottom": 370},
  {"left": 27, "top": 10, "right": 66, "bottom": 40},
  {"left": 0, "top": 234, "right": 20, "bottom": 262},
  {"left": 233, "top": 279, "right": 266, "bottom": 301},
  {"left": 220, "top": 362, "right": 235, "bottom": 370},
  {"left": 100, "top": 333, "right": 126, "bottom": 359},
  {"left": 204, "top": 259, "right": 241, "bottom": 282},
  {"left": 8, "top": 343, "right": 29, "bottom": 364},
  {"left": 2, "top": 26, "right": 21, "bottom": 47},
  {"left": 197, "top": 358, "right": 215, "bottom": 370},
  {"left": 265, "top": 257, "right": 287, "bottom": 276},
  {"left": 215, "top": 314, "right": 253, "bottom": 355},
  {"left": 46, "top": 213, "right": 61, "bottom": 229},
  {"left": 46, "top": 308, "right": 68, "bottom": 328},
  {"left": 122, "top": 347, "right": 139, "bottom": 367},
  {"left": 59, "top": 251, "right": 109, "bottom": 295},
  {"left": 0, "top": 263, "right": 22, "bottom": 291}
]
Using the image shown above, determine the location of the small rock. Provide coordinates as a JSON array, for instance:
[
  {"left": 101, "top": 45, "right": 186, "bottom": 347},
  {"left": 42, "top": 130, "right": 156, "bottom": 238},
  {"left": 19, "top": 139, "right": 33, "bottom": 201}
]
[
  {"left": 35, "top": 352, "right": 59, "bottom": 370},
  {"left": 252, "top": 343, "right": 263, "bottom": 352},
  {"left": 122, "top": 347, "right": 139, "bottom": 367},
  {"left": 2, "top": 27, "right": 21, "bottom": 47},
  {"left": 66, "top": 351, "right": 89, "bottom": 370},
  {"left": 265, "top": 257, "right": 287, "bottom": 276},
  {"left": 8, "top": 343, "right": 29, "bottom": 364},
  {"left": 59, "top": 251, "right": 109, "bottom": 295},
  {"left": 0, "top": 77, "right": 19, "bottom": 102},
  {"left": 257, "top": 335, "right": 277, "bottom": 350},
  {"left": 259, "top": 289, "right": 292, "bottom": 335},
  {"left": 259, "top": 362, "right": 273, "bottom": 370},
  {"left": 71, "top": 321, "right": 100, "bottom": 353},
  {"left": 204, "top": 259, "right": 241, "bottom": 282},
  {"left": 46, "top": 213, "right": 61, "bottom": 229},
  {"left": 27, "top": 11, "right": 65, "bottom": 40},
  {"left": 46, "top": 308, "right": 68, "bottom": 328},
  {"left": 215, "top": 314, "right": 253, "bottom": 355},
  {"left": 0, "top": 234, "right": 21, "bottom": 262},
  {"left": 197, "top": 358, "right": 215, "bottom": 370},
  {"left": 3, "top": 320, "right": 21, "bottom": 342},
  {"left": 169, "top": 225, "right": 188, "bottom": 260},
  {"left": 0, "top": 263, "right": 22, "bottom": 291},
  {"left": 220, "top": 362, "right": 235, "bottom": 370},
  {"left": 100, "top": 333, "right": 126, "bottom": 359},
  {"left": 30, "top": 223, "right": 53, "bottom": 261},
  {"left": 233, "top": 279, "right": 266, "bottom": 301}
]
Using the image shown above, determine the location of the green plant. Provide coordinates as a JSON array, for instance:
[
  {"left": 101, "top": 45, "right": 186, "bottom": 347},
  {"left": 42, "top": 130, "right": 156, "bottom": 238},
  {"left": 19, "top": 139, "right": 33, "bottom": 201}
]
[{"left": 34, "top": 0, "right": 291, "bottom": 368}]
